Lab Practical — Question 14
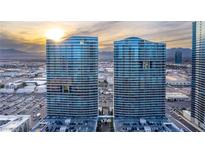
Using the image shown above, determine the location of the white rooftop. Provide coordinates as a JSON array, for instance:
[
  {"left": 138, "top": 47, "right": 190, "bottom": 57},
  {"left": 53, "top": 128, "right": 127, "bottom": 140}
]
[
  {"left": 144, "top": 126, "right": 151, "bottom": 132},
  {"left": 0, "top": 115, "right": 30, "bottom": 132},
  {"left": 105, "top": 68, "right": 113, "bottom": 73},
  {"left": 166, "top": 92, "right": 189, "bottom": 99},
  {"left": 25, "top": 80, "right": 46, "bottom": 85},
  {"left": 16, "top": 85, "right": 36, "bottom": 93},
  {"left": 36, "top": 85, "right": 46, "bottom": 93},
  {"left": 0, "top": 88, "right": 14, "bottom": 93}
]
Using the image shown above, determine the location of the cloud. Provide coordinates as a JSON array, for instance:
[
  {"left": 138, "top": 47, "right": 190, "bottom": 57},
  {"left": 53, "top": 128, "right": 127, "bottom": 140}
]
[
  {"left": 0, "top": 21, "right": 192, "bottom": 52},
  {"left": 0, "top": 32, "right": 43, "bottom": 52},
  {"left": 74, "top": 21, "right": 120, "bottom": 35}
]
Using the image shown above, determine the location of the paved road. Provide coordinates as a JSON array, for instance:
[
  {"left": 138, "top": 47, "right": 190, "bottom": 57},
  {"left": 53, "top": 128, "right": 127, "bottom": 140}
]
[
  {"left": 166, "top": 106, "right": 200, "bottom": 132},
  {"left": 167, "top": 114, "right": 190, "bottom": 132},
  {"left": 169, "top": 111, "right": 200, "bottom": 132}
]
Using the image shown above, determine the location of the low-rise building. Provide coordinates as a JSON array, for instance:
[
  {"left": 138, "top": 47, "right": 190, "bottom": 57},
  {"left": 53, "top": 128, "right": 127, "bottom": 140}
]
[
  {"left": 32, "top": 117, "right": 97, "bottom": 132},
  {"left": 114, "top": 118, "right": 181, "bottom": 132},
  {"left": 5, "top": 80, "right": 24, "bottom": 90},
  {"left": 35, "top": 85, "right": 46, "bottom": 93},
  {"left": 16, "top": 85, "right": 36, "bottom": 94},
  {"left": 166, "top": 92, "right": 190, "bottom": 102},
  {"left": 0, "top": 115, "right": 31, "bottom": 132},
  {"left": 182, "top": 110, "right": 191, "bottom": 121}
]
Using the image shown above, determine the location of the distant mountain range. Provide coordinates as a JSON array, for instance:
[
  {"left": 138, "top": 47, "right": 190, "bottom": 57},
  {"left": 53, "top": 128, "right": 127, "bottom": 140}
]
[
  {"left": 0, "top": 48, "right": 192, "bottom": 63},
  {"left": 0, "top": 48, "right": 45, "bottom": 61},
  {"left": 166, "top": 48, "right": 192, "bottom": 64},
  {"left": 99, "top": 51, "right": 113, "bottom": 61},
  {"left": 100, "top": 48, "right": 192, "bottom": 63}
]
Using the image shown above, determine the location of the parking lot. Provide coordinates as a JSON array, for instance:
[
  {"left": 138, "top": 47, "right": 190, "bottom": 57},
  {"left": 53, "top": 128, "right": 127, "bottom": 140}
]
[{"left": 0, "top": 93, "right": 46, "bottom": 127}]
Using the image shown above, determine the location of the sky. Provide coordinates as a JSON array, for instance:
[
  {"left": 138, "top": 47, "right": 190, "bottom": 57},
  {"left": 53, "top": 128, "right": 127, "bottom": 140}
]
[{"left": 0, "top": 21, "right": 192, "bottom": 54}]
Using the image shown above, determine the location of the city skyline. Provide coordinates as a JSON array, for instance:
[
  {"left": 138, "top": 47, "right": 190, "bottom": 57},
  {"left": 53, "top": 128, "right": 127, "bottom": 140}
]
[
  {"left": 0, "top": 21, "right": 192, "bottom": 54},
  {"left": 0, "top": 1, "right": 205, "bottom": 153},
  {"left": 0, "top": 21, "right": 204, "bottom": 132}
]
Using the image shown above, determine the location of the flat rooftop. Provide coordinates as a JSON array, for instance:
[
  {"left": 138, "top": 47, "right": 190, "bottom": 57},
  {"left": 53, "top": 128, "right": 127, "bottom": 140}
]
[
  {"left": 32, "top": 116, "right": 98, "bottom": 132},
  {"left": 114, "top": 117, "right": 181, "bottom": 132},
  {"left": 0, "top": 115, "right": 30, "bottom": 132},
  {"left": 166, "top": 92, "right": 189, "bottom": 99}
]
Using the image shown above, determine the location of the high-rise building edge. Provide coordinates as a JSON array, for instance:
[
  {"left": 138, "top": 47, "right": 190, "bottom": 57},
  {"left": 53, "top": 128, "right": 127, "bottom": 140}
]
[{"left": 191, "top": 21, "right": 205, "bottom": 130}]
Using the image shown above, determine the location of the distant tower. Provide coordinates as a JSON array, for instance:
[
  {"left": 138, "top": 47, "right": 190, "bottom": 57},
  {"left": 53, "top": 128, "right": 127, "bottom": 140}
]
[
  {"left": 191, "top": 22, "right": 205, "bottom": 131},
  {"left": 114, "top": 37, "right": 166, "bottom": 118},
  {"left": 46, "top": 36, "right": 98, "bottom": 117},
  {"left": 175, "top": 50, "right": 182, "bottom": 64}
]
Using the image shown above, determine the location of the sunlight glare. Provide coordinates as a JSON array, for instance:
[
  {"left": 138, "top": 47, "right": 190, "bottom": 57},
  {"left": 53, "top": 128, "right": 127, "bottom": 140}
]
[{"left": 45, "top": 28, "right": 64, "bottom": 41}]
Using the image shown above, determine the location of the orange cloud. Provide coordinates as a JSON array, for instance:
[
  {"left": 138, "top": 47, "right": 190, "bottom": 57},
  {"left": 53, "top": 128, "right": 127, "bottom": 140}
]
[{"left": 0, "top": 21, "right": 192, "bottom": 53}]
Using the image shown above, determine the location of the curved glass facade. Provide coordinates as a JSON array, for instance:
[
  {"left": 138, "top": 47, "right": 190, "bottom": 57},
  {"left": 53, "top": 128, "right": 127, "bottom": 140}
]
[
  {"left": 114, "top": 37, "right": 166, "bottom": 118},
  {"left": 191, "top": 22, "right": 205, "bottom": 130},
  {"left": 46, "top": 36, "right": 98, "bottom": 117}
]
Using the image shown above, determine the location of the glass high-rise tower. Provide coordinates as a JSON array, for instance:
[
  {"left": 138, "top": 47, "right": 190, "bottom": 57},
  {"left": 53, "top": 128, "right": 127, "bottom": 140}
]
[
  {"left": 191, "top": 22, "right": 205, "bottom": 130},
  {"left": 46, "top": 36, "right": 98, "bottom": 117},
  {"left": 175, "top": 50, "right": 182, "bottom": 64},
  {"left": 114, "top": 37, "right": 166, "bottom": 118}
]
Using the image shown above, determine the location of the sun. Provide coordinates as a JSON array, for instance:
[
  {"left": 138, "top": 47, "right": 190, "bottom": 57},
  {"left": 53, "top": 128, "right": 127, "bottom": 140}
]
[{"left": 45, "top": 28, "right": 64, "bottom": 41}]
